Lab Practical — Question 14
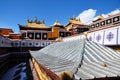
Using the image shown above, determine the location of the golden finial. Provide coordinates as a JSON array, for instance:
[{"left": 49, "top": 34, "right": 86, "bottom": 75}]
[
  {"left": 74, "top": 16, "right": 76, "bottom": 20},
  {"left": 27, "top": 18, "right": 30, "bottom": 23},
  {"left": 34, "top": 17, "right": 37, "bottom": 22},
  {"left": 54, "top": 20, "right": 60, "bottom": 25},
  {"left": 98, "top": 14, "right": 104, "bottom": 20},
  {"left": 56, "top": 20, "right": 58, "bottom": 23},
  {"left": 69, "top": 16, "right": 73, "bottom": 20},
  {"left": 42, "top": 19, "right": 45, "bottom": 24}
]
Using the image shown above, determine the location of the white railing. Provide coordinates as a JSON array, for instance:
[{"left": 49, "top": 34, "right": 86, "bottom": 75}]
[
  {"left": 11, "top": 40, "right": 57, "bottom": 47},
  {"left": 0, "top": 35, "right": 12, "bottom": 47},
  {"left": 0, "top": 35, "right": 57, "bottom": 48},
  {"left": 63, "top": 34, "right": 84, "bottom": 42},
  {"left": 63, "top": 25, "right": 120, "bottom": 46}
]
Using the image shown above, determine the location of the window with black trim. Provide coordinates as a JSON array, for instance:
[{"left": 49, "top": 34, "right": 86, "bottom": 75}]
[
  {"left": 113, "top": 16, "right": 119, "bottom": 23},
  {"left": 106, "top": 19, "right": 112, "bottom": 25},
  {"left": 66, "top": 32, "right": 71, "bottom": 36},
  {"left": 91, "top": 24, "right": 95, "bottom": 28},
  {"left": 35, "top": 33, "right": 41, "bottom": 39},
  {"left": 59, "top": 32, "right": 65, "bottom": 37},
  {"left": 95, "top": 23, "right": 99, "bottom": 27},
  {"left": 100, "top": 21, "right": 105, "bottom": 26},
  {"left": 28, "top": 32, "right": 34, "bottom": 39},
  {"left": 42, "top": 33, "right": 47, "bottom": 40}
]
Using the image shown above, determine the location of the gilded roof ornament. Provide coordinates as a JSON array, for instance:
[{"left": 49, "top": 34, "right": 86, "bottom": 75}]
[
  {"left": 98, "top": 14, "right": 104, "bottom": 20},
  {"left": 34, "top": 17, "right": 37, "bottom": 22},
  {"left": 27, "top": 18, "right": 30, "bottom": 23},
  {"left": 69, "top": 16, "right": 72, "bottom": 20},
  {"left": 26, "top": 17, "right": 46, "bottom": 28},
  {"left": 69, "top": 17, "right": 83, "bottom": 25},
  {"left": 42, "top": 19, "right": 45, "bottom": 24},
  {"left": 54, "top": 20, "right": 61, "bottom": 26},
  {"left": 74, "top": 16, "right": 76, "bottom": 20}
]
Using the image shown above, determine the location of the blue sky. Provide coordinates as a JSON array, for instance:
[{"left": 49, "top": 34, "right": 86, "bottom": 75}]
[{"left": 0, "top": 0, "right": 120, "bottom": 33}]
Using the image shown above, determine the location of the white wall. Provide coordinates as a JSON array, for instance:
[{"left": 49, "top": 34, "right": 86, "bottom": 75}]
[{"left": 63, "top": 25, "right": 120, "bottom": 46}]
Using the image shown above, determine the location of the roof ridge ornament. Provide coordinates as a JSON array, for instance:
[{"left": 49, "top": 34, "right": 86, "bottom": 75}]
[
  {"left": 54, "top": 20, "right": 61, "bottom": 26},
  {"left": 34, "top": 17, "right": 37, "bottom": 23},
  {"left": 74, "top": 16, "right": 76, "bottom": 20},
  {"left": 68, "top": 16, "right": 84, "bottom": 25},
  {"left": 98, "top": 14, "right": 104, "bottom": 20},
  {"left": 27, "top": 18, "right": 30, "bottom": 23},
  {"left": 42, "top": 19, "right": 45, "bottom": 24}
]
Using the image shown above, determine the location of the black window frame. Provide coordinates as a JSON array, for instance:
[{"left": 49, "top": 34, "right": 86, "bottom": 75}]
[
  {"left": 100, "top": 21, "right": 105, "bottom": 26},
  {"left": 95, "top": 23, "right": 100, "bottom": 27},
  {"left": 35, "top": 33, "right": 41, "bottom": 39},
  {"left": 113, "top": 16, "right": 120, "bottom": 23},
  {"left": 106, "top": 18, "right": 112, "bottom": 25}
]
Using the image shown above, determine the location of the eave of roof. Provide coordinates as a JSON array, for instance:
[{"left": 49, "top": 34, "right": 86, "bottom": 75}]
[
  {"left": 31, "top": 58, "right": 60, "bottom": 80},
  {"left": 18, "top": 24, "right": 52, "bottom": 31},
  {"left": 0, "top": 28, "right": 14, "bottom": 33}
]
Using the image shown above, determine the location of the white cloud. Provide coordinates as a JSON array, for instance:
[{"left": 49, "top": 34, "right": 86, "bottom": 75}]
[
  {"left": 102, "top": 9, "right": 120, "bottom": 18},
  {"left": 93, "top": 9, "right": 120, "bottom": 22},
  {"left": 77, "top": 9, "right": 97, "bottom": 24},
  {"left": 77, "top": 9, "right": 120, "bottom": 24}
]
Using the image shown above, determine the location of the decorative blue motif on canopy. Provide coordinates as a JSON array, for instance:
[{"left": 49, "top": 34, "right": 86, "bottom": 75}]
[
  {"left": 96, "top": 34, "right": 101, "bottom": 42},
  {"left": 107, "top": 32, "right": 114, "bottom": 41},
  {"left": 89, "top": 36, "right": 92, "bottom": 41}
]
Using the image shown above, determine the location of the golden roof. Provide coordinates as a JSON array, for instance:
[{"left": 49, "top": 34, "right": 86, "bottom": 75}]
[
  {"left": 97, "top": 14, "right": 104, "bottom": 20},
  {"left": 69, "top": 16, "right": 83, "bottom": 25},
  {"left": 26, "top": 17, "right": 46, "bottom": 28}
]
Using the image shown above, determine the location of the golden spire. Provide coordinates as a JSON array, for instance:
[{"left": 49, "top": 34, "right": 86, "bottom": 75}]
[
  {"left": 74, "top": 16, "right": 76, "bottom": 20},
  {"left": 42, "top": 19, "right": 45, "bottom": 24},
  {"left": 27, "top": 18, "right": 30, "bottom": 23},
  {"left": 54, "top": 20, "right": 61, "bottom": 25},
  {"left": 34, "top": 17, "right": 37, "bottom": 22},
  {"left": 98, "top": 14, "right": 104, "bottom": 20}
]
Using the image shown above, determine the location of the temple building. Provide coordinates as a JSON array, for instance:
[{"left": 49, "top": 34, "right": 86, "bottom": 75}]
[
  {"left": 19, "top": 17, "right": 71, "bottom": 40},
  {"left": 65, "top": 17, "right": 89, "bottom": 34},
  {"left": 0, "top": 10, "right": 120, "bottom": 80},
  {"left": 0, "top": 28, "right": 14, "bottom": 37},
  {"left": 63, "top": 12, "right": 120, "bottom": 52}
]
